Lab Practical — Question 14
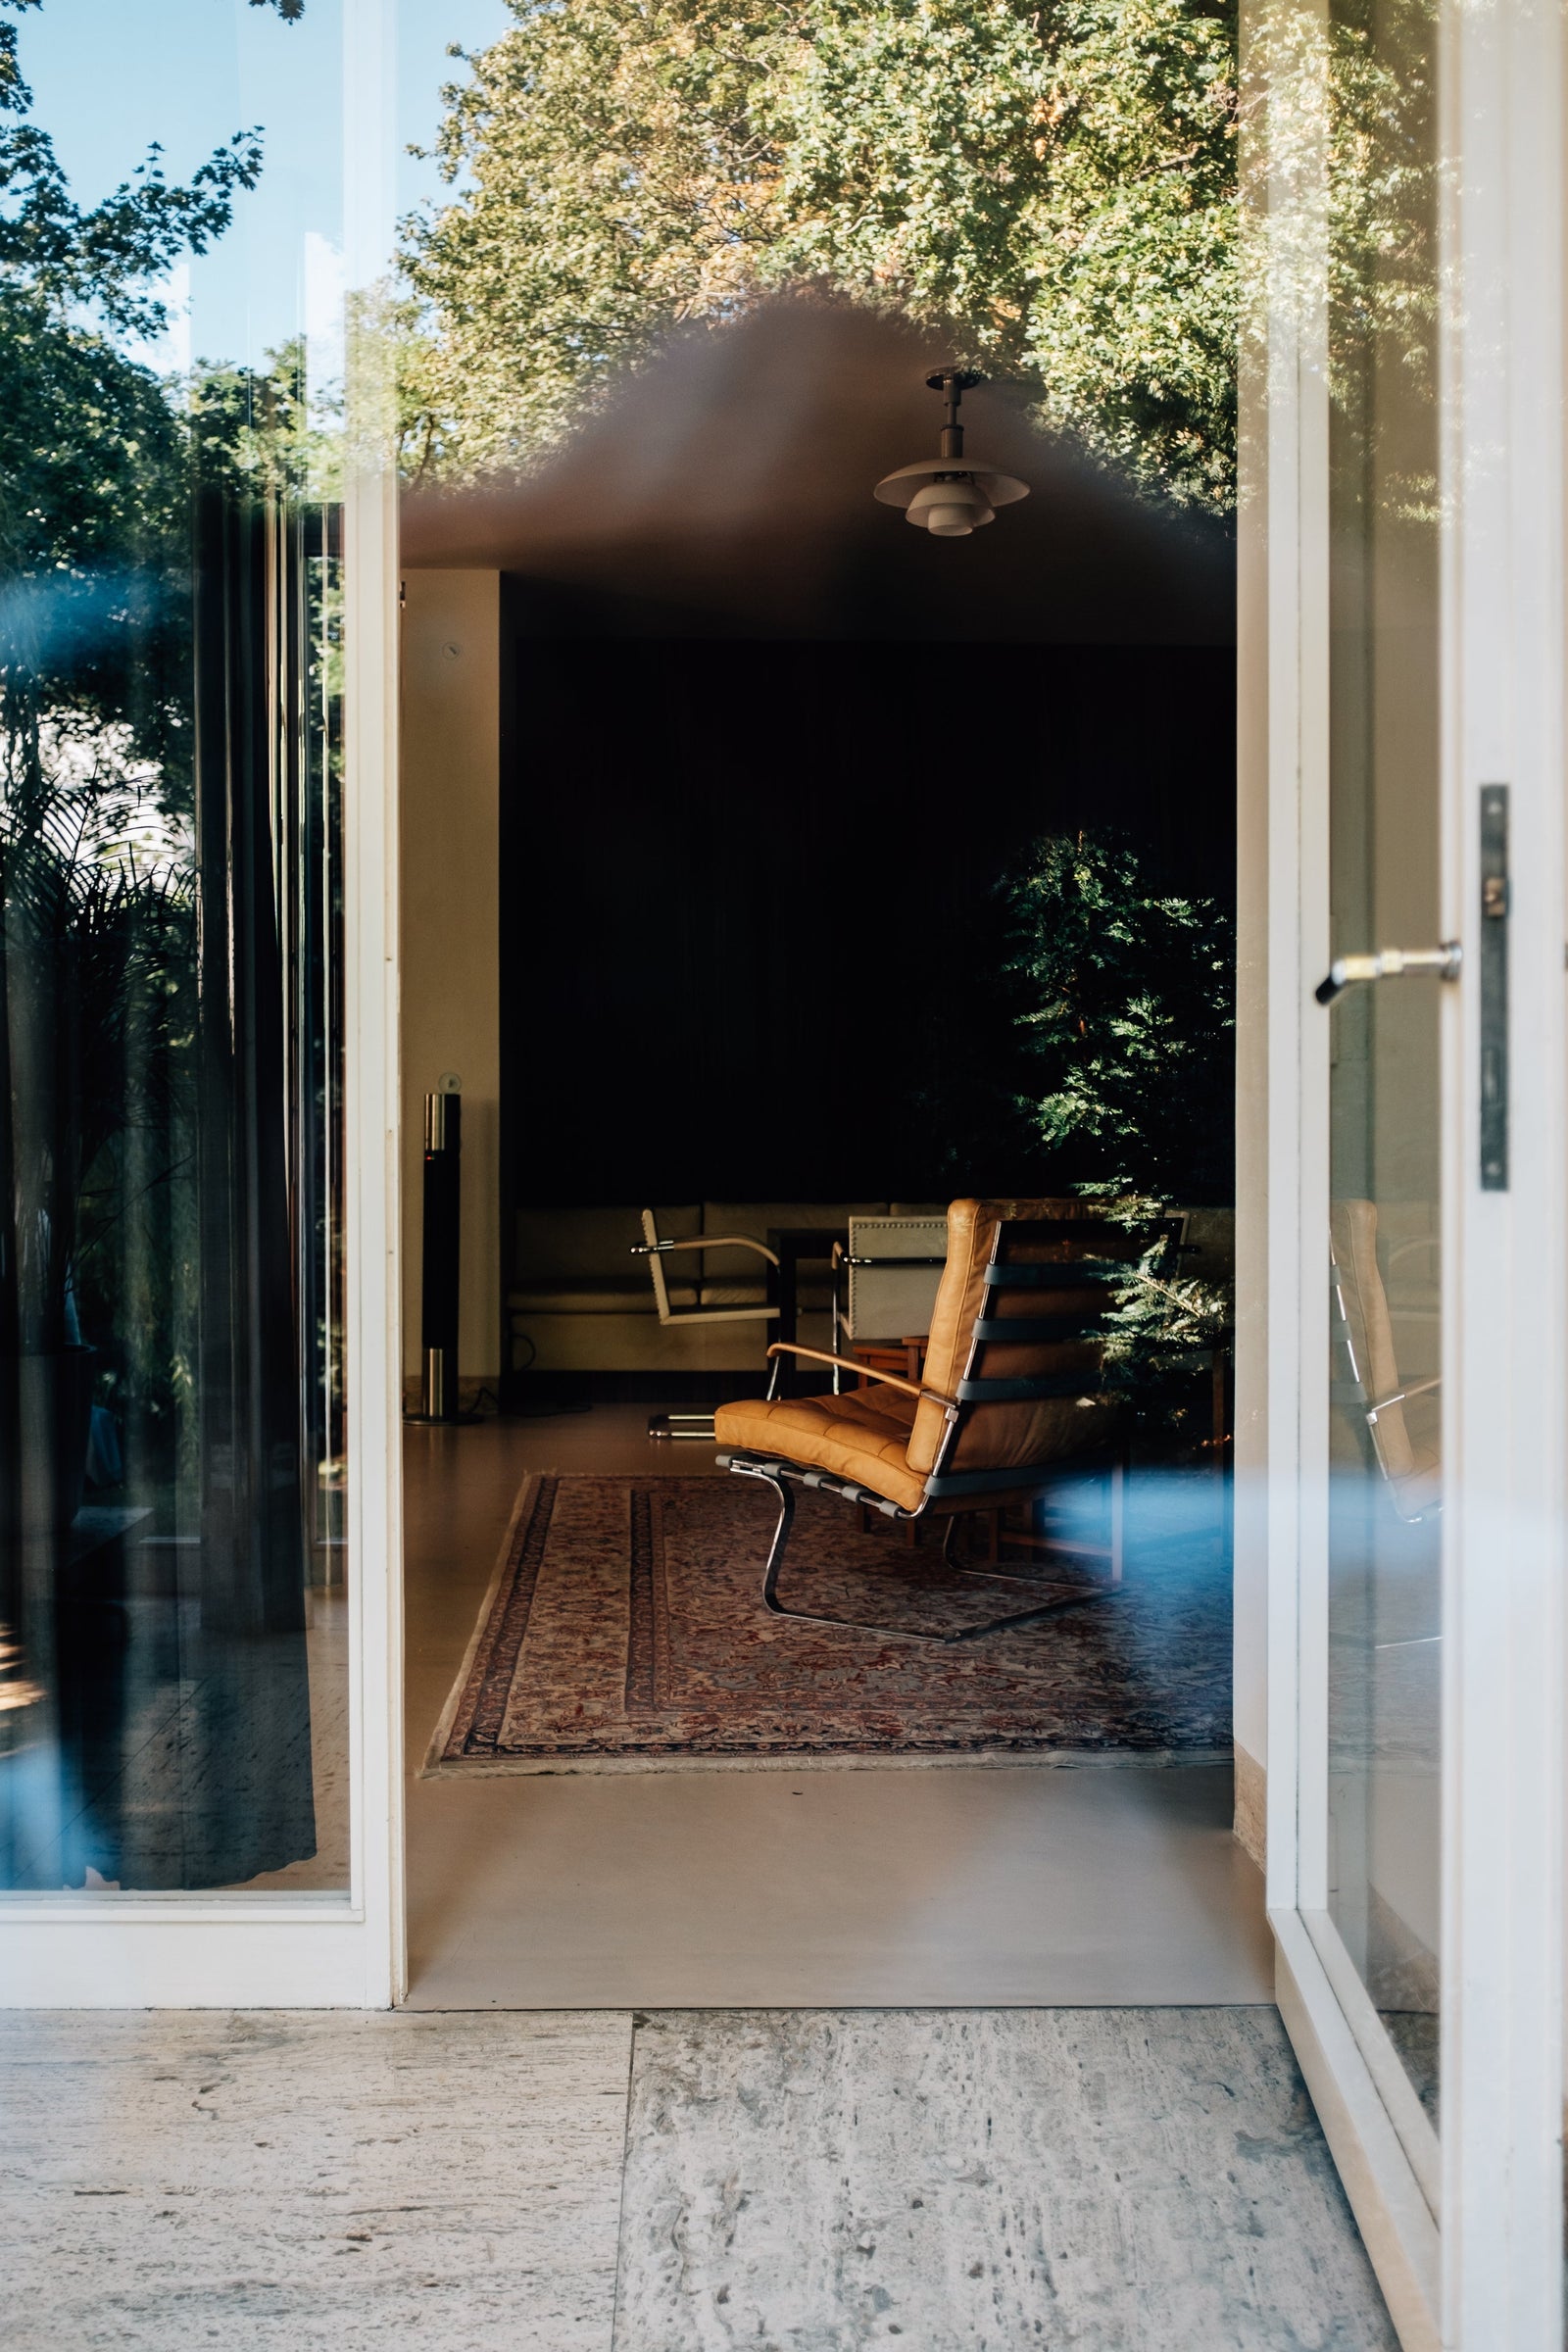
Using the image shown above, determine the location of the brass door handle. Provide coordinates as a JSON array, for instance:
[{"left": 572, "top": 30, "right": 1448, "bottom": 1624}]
[{"left": 1315, "top": 942, "right": 1462, "bottom": 1004}]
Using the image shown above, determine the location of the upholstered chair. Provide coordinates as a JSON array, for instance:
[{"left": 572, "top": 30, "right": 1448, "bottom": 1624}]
[{"left": 715, "top": 1197, "right": 1161, "bottom": 1642}]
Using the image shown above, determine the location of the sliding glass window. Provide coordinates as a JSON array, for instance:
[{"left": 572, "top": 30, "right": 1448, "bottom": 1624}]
[{"left": 0, "top": 0, "right": 348, "bottom": 1894}]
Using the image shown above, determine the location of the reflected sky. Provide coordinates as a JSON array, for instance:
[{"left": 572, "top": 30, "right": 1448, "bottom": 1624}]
[{"left": 17, "top": 0, "right": 508, "bottom": 365}]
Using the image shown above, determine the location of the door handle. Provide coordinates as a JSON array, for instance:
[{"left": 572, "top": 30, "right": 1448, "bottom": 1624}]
[{"left": 1314, "top": 942, "right": 1462, "bottom": 1004}]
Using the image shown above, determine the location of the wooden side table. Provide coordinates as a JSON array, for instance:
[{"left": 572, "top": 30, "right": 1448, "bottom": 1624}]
[{"left": 848, "top": 1337, "right": 929, "bottom": 1386}]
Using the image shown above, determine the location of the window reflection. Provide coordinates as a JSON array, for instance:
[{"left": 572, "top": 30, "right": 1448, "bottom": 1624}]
[
  {"left": 1324, "top": 0, "right": 1442, "bottom": 2130},
  {"left": 0, "top": 1, "right": 347, "bottom": 1893}
]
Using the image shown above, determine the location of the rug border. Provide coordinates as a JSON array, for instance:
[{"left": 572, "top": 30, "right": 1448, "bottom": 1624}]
[
  {"left": 418, "top": 1471, "right": 1233, "bottom": 1782},
  {"left": 421, "top": 1469, "right": 555, "bottom": 1779},
  {"left": 422, "top": 1742, "right": 1236, "bottom": 1780}
]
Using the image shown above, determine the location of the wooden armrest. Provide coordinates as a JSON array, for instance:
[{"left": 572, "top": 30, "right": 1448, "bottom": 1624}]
[
  {"left": 766, "top": 1341, "right": 956, "bottom": 1409},
  {"left": 634, "top": 1233, "right": 780, "bottom": 1266}
]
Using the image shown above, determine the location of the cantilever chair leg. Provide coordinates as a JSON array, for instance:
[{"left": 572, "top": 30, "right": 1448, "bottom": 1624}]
[
  {"left": 749, "top": 1467, "right": 1123, "bottom": 1646},
  {"left": 648, "top": 1410, "right": 717, "bottom": 1441}
]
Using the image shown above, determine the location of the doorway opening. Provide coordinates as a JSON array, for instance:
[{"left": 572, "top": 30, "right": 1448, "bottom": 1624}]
[{"left": 396, "top": 290, "right": 1259, "bottom": 2006}]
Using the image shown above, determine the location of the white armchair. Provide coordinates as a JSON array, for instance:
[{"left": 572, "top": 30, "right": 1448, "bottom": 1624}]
[{"left": 630, "top": 1207, "right": 779, "bottom": 1437}]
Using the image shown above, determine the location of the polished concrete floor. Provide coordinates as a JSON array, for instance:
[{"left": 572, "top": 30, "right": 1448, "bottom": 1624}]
[
  {"left": 4, "top": 2005, "right": 1397, "bottom": 2350},
  {"left": 404, "top": 1411, "right": 1271, "bottom": 2009}
]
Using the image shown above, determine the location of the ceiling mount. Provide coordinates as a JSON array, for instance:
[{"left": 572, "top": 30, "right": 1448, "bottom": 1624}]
[{"left": 875, "top": 369, "right": 1029, "bottom": 539}]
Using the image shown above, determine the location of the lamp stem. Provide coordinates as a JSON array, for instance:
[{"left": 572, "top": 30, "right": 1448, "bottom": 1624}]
[{"left": 939, "top": 371, "right": 964, "bottom": 463}]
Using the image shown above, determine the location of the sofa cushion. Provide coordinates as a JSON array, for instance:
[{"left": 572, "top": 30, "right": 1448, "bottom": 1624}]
[
  {"left": 699, "top": 1279, "right": 833, "bottom": 1310},
  {"left": 511, "top": 1310, "right": 777, "bottom": 1372},
  {"left": 514, "top": 1202, "right": 700, "bottom": 1283},
  {"left": 508, "top": 1276, "right": 696, "bottom": 1315}
]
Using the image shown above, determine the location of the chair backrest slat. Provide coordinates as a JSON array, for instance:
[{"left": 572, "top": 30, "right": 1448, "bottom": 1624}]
[
  {"left": 906, "top": 1199, "right": 1178, "bottom": 1484},
  {"left": 981, "top": 1261, "right": 1126, "bottom": 1289}
]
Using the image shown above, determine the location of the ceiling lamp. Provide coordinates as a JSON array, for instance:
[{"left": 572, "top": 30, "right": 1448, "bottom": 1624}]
[{"left": 873, "top": 368, "right": 1029, "bottom": 538}]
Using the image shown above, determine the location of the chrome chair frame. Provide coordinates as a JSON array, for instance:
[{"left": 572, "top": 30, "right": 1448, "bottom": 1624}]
[
  {"left": 1330, "top": 1220, "right": 1443, "bottom": 1523},
  {"left": 631, "top": 1207, "right": 780, "bottom": 1441}
]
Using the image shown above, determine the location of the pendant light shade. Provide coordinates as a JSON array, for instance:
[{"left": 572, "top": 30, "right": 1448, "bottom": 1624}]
[{"left": 874, "top": 370, "right": 1028, "bottom": 537}]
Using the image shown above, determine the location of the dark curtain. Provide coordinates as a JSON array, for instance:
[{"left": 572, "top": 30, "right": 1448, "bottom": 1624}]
[
  {"left": 174, "top": 488, "right": 316, "bottom": 1886},
  {"left": 0, "top": 489, "right": 317, "bottom": 1890}
]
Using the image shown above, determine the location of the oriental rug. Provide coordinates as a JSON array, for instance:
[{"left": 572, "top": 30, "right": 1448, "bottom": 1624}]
[{"left": 426, "top": 1473, "right": 1231, "bottom": 1775}]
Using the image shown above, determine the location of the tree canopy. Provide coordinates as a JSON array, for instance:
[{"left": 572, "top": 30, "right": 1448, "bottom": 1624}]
[
  {"left": 0, "top": 0, "right": 265, "bottom": 784},
  {"left": 0, "top": 0, "right": 307, "bottom": 1372},
  {"left": 402, "top": 0, "right": 1239, "bottom": 509},
  {"left": 1001, "top": 830, "right": 1234, "bottom": 1202}
]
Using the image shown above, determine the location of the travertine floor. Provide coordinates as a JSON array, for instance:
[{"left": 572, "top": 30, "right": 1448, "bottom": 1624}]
[
  {"left": 2, "top": 2009, "right": 629, "bottom": 2352},
  {"left": 614, "top": 2009, "right": 1399, "bottom": 2351},
  {"left": 3, "top": 2005, "right": 1397, "bottom": 2350}
]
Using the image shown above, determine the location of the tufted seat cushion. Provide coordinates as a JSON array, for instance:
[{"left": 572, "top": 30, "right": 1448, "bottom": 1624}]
[
  {"left": 714, "top": 1388, "right": 930, "bottom": 1514},
  {"left": 717, "top": 1199, "right": 1133, "bottom": 1514}
]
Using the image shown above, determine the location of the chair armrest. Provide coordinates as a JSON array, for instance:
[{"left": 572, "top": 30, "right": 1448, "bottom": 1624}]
[
  {"left": 766, "top": 1341, "right": 956, "bottom": 1410},
  {"left": 1367, "top": 1374, "right": 1440, "bottom": 1420},
  {"left": 701, "top": 1233, "right": 781, "bottom": 1266},
  {"left": 632, "top": 1234, "right": 781, "bottom": 1266}
]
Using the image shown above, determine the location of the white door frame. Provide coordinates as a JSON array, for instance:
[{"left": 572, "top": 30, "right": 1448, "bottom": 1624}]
[
  {"left": 1246, "top": 0, "right": 1567, "bottom": 2341},
  {"left": 0, "top": 0, "right": 404, "bottom": 2010}
]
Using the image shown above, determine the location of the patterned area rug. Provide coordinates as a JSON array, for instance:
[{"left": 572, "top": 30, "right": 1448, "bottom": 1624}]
[{"left": 427, "top": 1474, "right": 1232, "bottom": 1774}]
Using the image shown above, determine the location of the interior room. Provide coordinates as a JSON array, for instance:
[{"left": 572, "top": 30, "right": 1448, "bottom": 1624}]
[{"left": 396, "top": 299, "right": 1264, "bottom": 2007}]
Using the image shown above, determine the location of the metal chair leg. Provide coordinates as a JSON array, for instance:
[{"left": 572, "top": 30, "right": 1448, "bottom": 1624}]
[
  {"left": 749, "top": 1468, "right": 1122, "bottom": 1645},
  {"left": 647, "top": 1410, "right": 717, "bottom": 1440}
]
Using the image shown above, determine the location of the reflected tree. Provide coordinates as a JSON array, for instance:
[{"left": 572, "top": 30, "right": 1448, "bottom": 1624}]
[{"left": 402, "top": 0, "right": 1239, "bottom": 510}]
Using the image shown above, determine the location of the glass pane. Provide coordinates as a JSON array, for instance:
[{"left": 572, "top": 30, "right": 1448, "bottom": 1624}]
[
  {"left": 1324, "top": 0, "right": 1442, "bottom": 2124},
  {"left": 0, "top": 0, "right": 348, "bottom": 1892}
]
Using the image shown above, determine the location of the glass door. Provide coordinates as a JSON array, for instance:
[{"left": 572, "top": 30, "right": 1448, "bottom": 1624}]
[
  {"left": 1250, "top": 0, "right": 1567, "bottom": 2338},
  {"left": 0, "top": 0, "right": 401, "bottom": 2006},
  {"left": 1316, "top": 0, "right": 1444, "bottom": 2175}
]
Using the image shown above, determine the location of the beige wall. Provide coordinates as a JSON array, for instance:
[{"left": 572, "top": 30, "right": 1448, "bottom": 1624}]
[{"left": 400, "top": 570, "right": 501, "bottom": 1384}]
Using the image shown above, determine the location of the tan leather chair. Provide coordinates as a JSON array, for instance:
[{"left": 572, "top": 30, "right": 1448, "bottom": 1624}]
[
  {"left": 1330, "top": 1199, "right": 1442, "bottom": 1522},
  {"left": 715, "top": 1198, "right": 1152, "bottom": 1642}
]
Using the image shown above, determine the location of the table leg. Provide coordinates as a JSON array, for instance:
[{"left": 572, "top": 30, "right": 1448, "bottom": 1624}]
[{"left": 777, "top": 1250, "right": 799, "bottom": 1394}]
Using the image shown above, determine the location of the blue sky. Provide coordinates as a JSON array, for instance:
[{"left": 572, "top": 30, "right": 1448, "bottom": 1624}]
[{"left": 19, "top": 0, "right": 510, "bottom": 368}]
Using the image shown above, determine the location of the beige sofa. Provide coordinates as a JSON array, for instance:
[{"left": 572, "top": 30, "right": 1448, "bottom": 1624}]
[
  {"left": 508, "top": 1201, "right": 943, "bottom": 1375},
  {"left": 507, "top": 1200, "right": 1236, "bottom": 1378}
]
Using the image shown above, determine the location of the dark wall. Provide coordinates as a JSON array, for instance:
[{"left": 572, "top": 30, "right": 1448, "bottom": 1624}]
[{"left": 500, "top": 599, "right": 1235, "bottom": 1215}]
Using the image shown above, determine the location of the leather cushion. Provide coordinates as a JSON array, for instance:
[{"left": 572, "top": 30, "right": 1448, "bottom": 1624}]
[
  {"left": 908, "top": 1199, "right": 1124, "bottom": 1477},
  {"left": 714, "top": 1388, "right": 929, "bottom": 1514},
  {"left": 713, "top": 1386, "right": 1058, "bottom": 1515}
]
